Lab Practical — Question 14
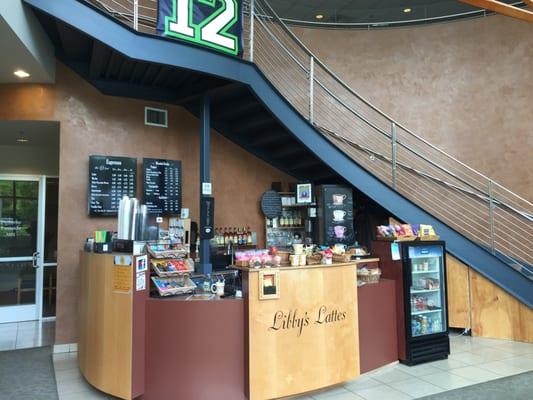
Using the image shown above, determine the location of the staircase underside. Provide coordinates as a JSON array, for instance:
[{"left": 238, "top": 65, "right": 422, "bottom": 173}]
[{"left": 24, "top": 0, "right": 532, "bottom": 308}]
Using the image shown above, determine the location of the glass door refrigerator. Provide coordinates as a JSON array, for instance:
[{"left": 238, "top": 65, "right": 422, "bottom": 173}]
[{"left": 402, "top": 241, "right": 450, "bottom": 365}]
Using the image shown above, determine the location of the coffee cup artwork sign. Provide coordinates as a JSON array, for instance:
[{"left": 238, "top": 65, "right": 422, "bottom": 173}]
[
  {"left": 246, "top": 264, "right": 360, "bottom": 400},
  {"left": 157, "top": 0, "right": 243, "bottom": 56}
]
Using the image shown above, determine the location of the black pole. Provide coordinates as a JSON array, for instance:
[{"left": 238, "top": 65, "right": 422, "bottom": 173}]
[{"left": 198, "top": 95, "right": 212, "bottom": 275}]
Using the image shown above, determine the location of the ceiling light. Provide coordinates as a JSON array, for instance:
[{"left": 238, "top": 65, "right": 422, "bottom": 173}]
[
  {"left": 315, "top": 14, "right": 324, "bottom": 20},
  {"left": 403, "top": 8, "right": 412, "bottom": 13},
  {"left": 16, "top": 138, "right": 29, "bottom": 143},
  {"left": 14, "top": 69, "right": 30, "bottom": 79}
]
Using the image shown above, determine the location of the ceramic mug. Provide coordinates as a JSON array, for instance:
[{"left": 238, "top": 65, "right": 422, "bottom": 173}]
[
  {"left": 299, "top": 254, "right": 307, "bottom": 266},
  {"left": 332, "top": 194, "right": 347, "bottom": 205},
  {"left": 211, "top": 281, "right": 225, "bottom": 297},
  {"left": 333, "top": 210, "right": 346, "bottom": 221},
  {"left": 334, "top": 225, "right": 347, "bottom": 239}
]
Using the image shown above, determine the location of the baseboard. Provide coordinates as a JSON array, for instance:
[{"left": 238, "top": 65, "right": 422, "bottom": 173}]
[{"left": 53, "top": 343, "right": 78, "bottom": 353}]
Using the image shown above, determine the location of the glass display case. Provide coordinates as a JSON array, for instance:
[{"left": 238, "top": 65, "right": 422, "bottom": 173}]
[{"left": 401, "top": 241, "right": 450, "bottom": 365}]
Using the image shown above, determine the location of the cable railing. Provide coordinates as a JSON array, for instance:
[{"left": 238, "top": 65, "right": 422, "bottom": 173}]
[{"left": 83, "top": 0, "right": 532, "bottom": 277}]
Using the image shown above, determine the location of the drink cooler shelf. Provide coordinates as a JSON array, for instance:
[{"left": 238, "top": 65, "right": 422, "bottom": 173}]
[
  {"left": 411, "top": 309, "right": 442, "bottom": 316},
  {"left": 411, "top": 289, "right": 440, "bottom": 293},
  {"left": 412, "top": 270, "right": 439, "bottom": 274}
]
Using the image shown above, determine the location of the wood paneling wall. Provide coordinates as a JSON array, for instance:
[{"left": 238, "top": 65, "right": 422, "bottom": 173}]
[
  {"left": 446, "top": 255, "right": 533, "bottom": 343},
  {"left": 470, "top": 270, "right": 533, "bottom": 343},
  {"left": 446, "top": 255, "right": 471, "bottom": 329}
]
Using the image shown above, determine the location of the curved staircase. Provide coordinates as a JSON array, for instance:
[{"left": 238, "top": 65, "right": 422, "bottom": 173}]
[{"left": 23, "top": 0, "right": 532, "bottom": 307}]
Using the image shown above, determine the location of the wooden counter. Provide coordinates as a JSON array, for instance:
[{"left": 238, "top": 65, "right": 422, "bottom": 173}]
[
  {"left": 78, "top": 251, "right": 148, "bottom": 400},
  {"left": 79, "top": 254, "right": 384, "bottom": 400},
  {"left": 240, "top": 262, "right": 361, "bottom": 400}
]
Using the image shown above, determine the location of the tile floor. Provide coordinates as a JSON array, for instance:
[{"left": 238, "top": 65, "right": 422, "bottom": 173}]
[
  {"left": 2, "top": 323, "right": 533, "bottom": 400},
  {"left": 0, "top": 320, "right": 55, "bottom": 351},
  {"left": 294, "top": 334, "right": 533, "bottom": 400}
]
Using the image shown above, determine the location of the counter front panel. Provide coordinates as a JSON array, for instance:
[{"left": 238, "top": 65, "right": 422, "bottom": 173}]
[{"left": 244, "top": 263, "right": 360, "bottom": 400}]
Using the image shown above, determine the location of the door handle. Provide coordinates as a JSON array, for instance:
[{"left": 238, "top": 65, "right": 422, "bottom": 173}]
[{"left": 32, "top": 251, "right": 40, "bottom": 269}]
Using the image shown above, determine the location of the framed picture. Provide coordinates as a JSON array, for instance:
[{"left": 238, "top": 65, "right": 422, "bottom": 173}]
[
  {"left": 296, "top": 183, "right": 313, "bottom": 205},
  {"left": 259, "top": 270, "right": 280, "bottom": 300}
]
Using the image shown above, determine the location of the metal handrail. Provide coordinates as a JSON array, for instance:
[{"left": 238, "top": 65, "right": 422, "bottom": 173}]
[
  {"left": 81, "top": 0, "right": 532, "bottom": 274},
  {"left": 251, "top": 4, "right": 527, "bottom": 211},
  {"left": 249, "top": 0, "right": 532, "bottom": 274},
  {"left": 254, "top": 0, "right": 532, "bottom": 206}
]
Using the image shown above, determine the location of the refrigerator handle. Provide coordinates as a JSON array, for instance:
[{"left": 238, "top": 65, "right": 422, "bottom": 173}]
[{"left": 406, "top": 263, "right": 412, "bottom": 289}]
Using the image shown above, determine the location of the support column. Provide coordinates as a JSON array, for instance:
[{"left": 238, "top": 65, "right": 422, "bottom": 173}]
[{"left": 198, "top": 95, "right": 212, "bottom": 275}]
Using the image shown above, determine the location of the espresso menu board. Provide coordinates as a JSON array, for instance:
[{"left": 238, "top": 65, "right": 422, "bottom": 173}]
[
  {"left": 143, "top": 158, "right": 182, "bottom": 215},
  {"left": 88, "top": 155, "right": 137, "bottom": 216},
  {"left": 319, "top": 185, "right": 355, "bottom": 246}
]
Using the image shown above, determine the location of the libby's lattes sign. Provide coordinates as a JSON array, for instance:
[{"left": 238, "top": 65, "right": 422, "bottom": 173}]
[{"left": 268, "top": 306, "right": 348, "bottom": 337}]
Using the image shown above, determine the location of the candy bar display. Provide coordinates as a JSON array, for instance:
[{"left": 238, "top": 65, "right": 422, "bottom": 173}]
[
  {"left": 376, "top": 223, "right": 440, "bottom": 241},
  {"left": 146, "top": 241, "right": 189, "bottom": 259},
  {"left": 151, "top": 275, "right": 196, "bottom": 297},
  {"left": 151, "top": 258, "right": 194, "bottom": 277},
  {"left": 235, "top": 249, "right": 276, "bottom": 268}
]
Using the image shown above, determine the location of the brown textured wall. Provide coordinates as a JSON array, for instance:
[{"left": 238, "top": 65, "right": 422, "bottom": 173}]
[
  {"left": 293, "top": 15, "right": 533, "bottom": 200},
  {"left": 0, "top": 63, "right": 292, "bottom": 344}
]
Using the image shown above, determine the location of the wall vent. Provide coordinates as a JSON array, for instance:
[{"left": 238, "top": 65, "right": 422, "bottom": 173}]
[{"left": 144, "top": 107, "right": 168, "bottom": 128}]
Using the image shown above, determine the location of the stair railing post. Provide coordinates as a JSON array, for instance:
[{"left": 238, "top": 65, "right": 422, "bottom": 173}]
[
  {"left": 488, "top": 179, "right": 496, "bottom": 255},
  {"left": 309, "top": 56, "right": 314, "bottom": 124},
  {"left": 133, "top": 0, "right": 139, "bottom": 31},
  {"left": 249, "top": 0, "right": 255, "bottom": 62},
  {"left": 391, "top": 122, "right": 397, "bottom": 190}
]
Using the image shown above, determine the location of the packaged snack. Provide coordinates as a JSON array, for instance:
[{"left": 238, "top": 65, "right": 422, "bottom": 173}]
[
  {"left": 402, "top": 224, "right": 414, "bottom": 236},
  {"left": 394, "top": 224, "right": 405, "bottom": 236},
  {"left": 419, "top": 224, "right": 436, "bottom": 237}
]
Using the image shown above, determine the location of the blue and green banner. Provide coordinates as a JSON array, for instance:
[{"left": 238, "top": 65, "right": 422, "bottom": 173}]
[{"left": 157, "top": 0, "right": 243, "bottom": 57}]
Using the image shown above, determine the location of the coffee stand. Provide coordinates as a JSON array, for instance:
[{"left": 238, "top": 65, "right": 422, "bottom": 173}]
[
  {"left": 79, "top": 251, "right": 388, "bottom": 400},
  {"left": 78, "top": 92, "right": 399, "bottom": 399}
]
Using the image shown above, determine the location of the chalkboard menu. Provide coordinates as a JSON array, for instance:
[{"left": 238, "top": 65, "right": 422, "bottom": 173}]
[
  {"left": 317, "top": 185, "right": 355, "bottom": 246},
  {"left": 88, "top": 155, "right": 137, "bottom": 216},
  {"left": 260, "top": 190, "right": 282, "bottom": 219},
  {"left": 143, "top": 158, "right": 182, "bottom": 215}
]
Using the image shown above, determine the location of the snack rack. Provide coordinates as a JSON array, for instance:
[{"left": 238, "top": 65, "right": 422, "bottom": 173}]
[
  {"left": 146, "top": 241, "right": 189, "bottom": 259},
  {"left": 147, "top": 242, "right": 196, "bottom": 297}
]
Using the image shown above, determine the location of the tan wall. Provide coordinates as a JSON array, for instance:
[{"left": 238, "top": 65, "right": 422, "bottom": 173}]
[
  {"left": 0, "top": 63, "right": 292, "bottom": 344},
  {"left": 292, "top": 16, "right": 533, "bottom": 200}
]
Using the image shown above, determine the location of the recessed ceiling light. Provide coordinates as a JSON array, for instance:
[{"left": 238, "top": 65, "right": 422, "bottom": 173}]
[
  {"left": 315, "top": 14, "right": 324, "bottom": 20},
  {"left": 16, "top": 138, "right": 29, "bottom": 143},
  {"left": 14, "top": 69, "right": 30, "bottom": 79},
  {"left": 403, "top": 8, "right": 412, "bottom": 13}
]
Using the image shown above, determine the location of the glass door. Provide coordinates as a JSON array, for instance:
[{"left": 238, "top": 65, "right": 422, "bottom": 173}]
[
  {"left": 407, "top": 244, "right": 446, "bottom": 338},
  {"left": 0, "top": 176, "right": 45, "bottom": 323}
]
